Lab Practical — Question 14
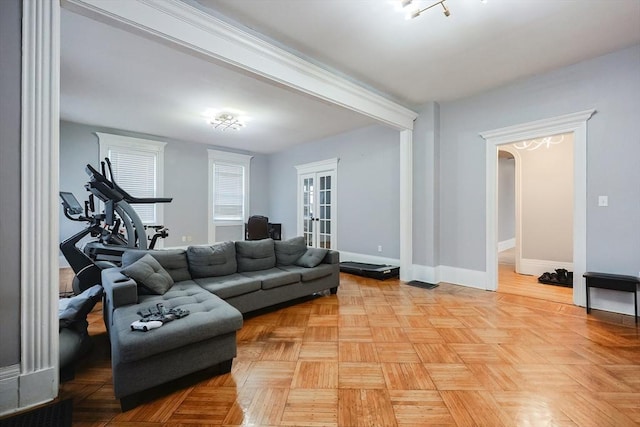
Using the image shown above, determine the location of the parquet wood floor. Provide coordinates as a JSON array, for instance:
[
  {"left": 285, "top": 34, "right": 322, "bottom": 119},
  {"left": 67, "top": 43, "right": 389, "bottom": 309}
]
[{"left": 58, "top": 271, "right": 640, "bottom": 426}]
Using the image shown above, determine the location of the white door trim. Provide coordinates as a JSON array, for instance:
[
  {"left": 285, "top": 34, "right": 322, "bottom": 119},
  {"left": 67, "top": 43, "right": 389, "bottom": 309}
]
[
  {"left": 296, "top": 158, "right": 338, "bottom": 249},
  {"left": 480, "top": 109, "right": 596, "bottom": 307}
]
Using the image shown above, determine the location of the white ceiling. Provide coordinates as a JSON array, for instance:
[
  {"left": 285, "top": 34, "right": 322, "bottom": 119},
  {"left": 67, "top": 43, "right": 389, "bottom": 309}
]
[{"left": 60, "top": 0, "right": 640, "bottom": 153}]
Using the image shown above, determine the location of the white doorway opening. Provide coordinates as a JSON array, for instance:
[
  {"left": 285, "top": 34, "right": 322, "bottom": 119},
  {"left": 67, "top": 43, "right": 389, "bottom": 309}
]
[{"left": 481, "top": 109, "right": 595, "bottom": 306}]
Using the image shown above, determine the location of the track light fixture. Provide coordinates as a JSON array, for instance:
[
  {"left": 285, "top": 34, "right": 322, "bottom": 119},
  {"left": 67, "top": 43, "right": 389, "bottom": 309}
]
[
  {"left": 210, "top": 113, "right": 245, "bottom": 131},
  {"left": 402, "top": 0, "right": 451, "bottom": 19}
]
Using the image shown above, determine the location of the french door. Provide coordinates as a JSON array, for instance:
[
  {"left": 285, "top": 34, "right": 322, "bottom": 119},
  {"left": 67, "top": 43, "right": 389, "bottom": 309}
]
[{"left": 296, "top": 159, "right": 337, "bottom": 249}]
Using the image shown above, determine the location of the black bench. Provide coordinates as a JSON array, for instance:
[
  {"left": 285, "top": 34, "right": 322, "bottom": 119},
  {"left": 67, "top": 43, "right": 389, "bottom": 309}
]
[{"left": 583, "top": 272, "right": 639, "bottom": 323}]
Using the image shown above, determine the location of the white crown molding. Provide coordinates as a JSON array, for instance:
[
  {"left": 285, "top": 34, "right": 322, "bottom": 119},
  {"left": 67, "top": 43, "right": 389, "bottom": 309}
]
[
  {"left": 480, "top": 109, "right": 596, "bottom": 143},
  {"left": 61, "top": 0, "right": 418, "bottom": 130},
  {"left": 18, "top": 0, "right": 60, "bottom": 413},
  {"left": 295, "top": 158, "right": 338, "bottom": 174}
]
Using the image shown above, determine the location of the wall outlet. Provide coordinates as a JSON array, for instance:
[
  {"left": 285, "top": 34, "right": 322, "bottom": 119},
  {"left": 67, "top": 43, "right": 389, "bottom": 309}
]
[
  {"left": 181, "top": 236, "right": 186, "bottom": 242},
  {"left": 598, "top": 195, "right": 608, "bottom": 207},
  {"left": 377, "top": 245, "right": 382, "bottom": 252},
  {"left": 187, "top": 235, "right": 193, "bottom": 242}
]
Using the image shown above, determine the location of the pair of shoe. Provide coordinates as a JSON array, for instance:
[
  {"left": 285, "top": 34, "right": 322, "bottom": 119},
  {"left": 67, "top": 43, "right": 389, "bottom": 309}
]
[{"left": 538, "top": 269, "right": 573, "bottom": 284}]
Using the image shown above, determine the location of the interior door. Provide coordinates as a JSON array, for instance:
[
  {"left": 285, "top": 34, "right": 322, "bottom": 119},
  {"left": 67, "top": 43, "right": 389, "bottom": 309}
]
[{"left": 299, "top": 170, "right": 336, "bottom": 249}]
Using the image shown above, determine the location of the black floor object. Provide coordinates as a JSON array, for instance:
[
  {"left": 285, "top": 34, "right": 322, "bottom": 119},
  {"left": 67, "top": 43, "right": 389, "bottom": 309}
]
[
  {"left": 405, "top": 280, "right": 439, "bottom": 290},
  {"left": 0, "top": 399, "right": 72, "bottom": 427},
  {"left": 339, "top": 262, "right": 400, "bottom": 280}
]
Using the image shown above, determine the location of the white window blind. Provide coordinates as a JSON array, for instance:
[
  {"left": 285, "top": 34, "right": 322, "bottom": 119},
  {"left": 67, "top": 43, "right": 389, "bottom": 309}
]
[
  {"left": 108, "top": 148, "right": 158, "bottom": 224},
  {"left": 213, "top": 163, "right": 245, "bottom": 221},
  {"left": 96, "top": 133, "right": 167, "bottom": 227},
  {"left": 207, "top": 149, "right": 252, "bottom": 242}
]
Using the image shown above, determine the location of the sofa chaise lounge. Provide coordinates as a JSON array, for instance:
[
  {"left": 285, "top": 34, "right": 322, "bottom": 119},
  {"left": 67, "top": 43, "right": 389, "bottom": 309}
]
[{"left": 101, "top": 237, "right": 339, "bottom": 410}]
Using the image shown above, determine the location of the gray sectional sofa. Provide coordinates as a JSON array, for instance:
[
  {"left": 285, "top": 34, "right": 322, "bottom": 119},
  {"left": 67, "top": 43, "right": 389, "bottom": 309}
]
[{"left": 100, "top": 237, "right": 339, "bottom": 410}]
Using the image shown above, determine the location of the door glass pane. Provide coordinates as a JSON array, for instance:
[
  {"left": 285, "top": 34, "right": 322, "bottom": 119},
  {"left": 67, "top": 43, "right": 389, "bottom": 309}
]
[
  {"left": 326, "top": 206, "right": 331, "bottom": 220},
  {"left": 326, "top": 175, "right": 331, "bottom": 189}
]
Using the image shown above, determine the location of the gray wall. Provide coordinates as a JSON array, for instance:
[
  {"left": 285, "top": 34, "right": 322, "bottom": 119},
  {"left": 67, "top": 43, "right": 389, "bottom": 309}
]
[
  {"left": 60, "top": 121, "right": 269, "bottom": 249},
  {"left": 268, "top": 124, "right": 400, "bottom": 258},
  {"left": 0, "top": 0, "right": 22, "bottom": 367},
  {"left": 517, "top": 135, "right": 573, "bottom": 263},
  {"left": 437, "top": 44, "right": 640, "bottom": 275},
  {"left": 412, "top": 102, "right": 440, "bottom": 267},
  {"left": 498, "top": 156, "right": 515, "bottom": 243}
]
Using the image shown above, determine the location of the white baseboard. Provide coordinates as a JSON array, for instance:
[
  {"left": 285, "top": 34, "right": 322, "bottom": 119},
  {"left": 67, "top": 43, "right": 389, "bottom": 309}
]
[
  {"left": 338, "top": 251, "right": 400, "bottom": 267},
  {"left": 436, "top": 265, "right": 487, "bottom": 290},
  {"left": 0, "top": 366, "right": 56, "bottom": 417},
  {"left": 498, "top": 238, "right": 516, "bottom": 252},
  {"left": 411, "top": 264, "right": 438, "bottom": 284},
  {"left": 519, "top": 258, "right": 573, "bottom": 276}
]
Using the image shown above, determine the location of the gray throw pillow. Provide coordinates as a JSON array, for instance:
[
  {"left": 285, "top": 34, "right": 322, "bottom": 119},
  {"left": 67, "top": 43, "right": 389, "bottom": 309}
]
[
  {"left": 122, "top": 249, "right": 191, "bottom": 282},
  {"left": 274, "top": 236, "right": 307, "bottom": 266},
  {"left": 235, "top": 238, "right": 276, "bottom": 272},
  {"left": 121, "top": 253, "right": 174, "bottom": 295},
  {"left": 187, "top": 241, "right": 237, "bottom": 278},
  {"left": 295, "top": 247, "right": 328, "bottom": 268}
]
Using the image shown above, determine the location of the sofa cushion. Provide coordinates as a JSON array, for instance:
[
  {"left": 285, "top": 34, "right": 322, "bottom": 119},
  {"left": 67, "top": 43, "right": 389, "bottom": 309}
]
[
  {"left": 121, "top": 254, "right": 174, "bottom": 295},
  {"left": 240, "top": 268, "right": 301, "bottom": 290},
  {"left": 279, "top": 264, "right": 334, "bottom": 282},
  {"left": 112, "top": 282, "right": 243, "bottom": 364},
  {"left": 274, "top": 236, "right": 307, "bottom": 266},
  {"left": 295, "top": 248, "right": 328, "bottom": 268},
  {"left": 235, "top": 238, "right": 276, "bottom": 272},
  {"left": 122, "top": 249, "right": 191, "bottom": 282},
  {"left": 187, "top": 241, "right": 237, "bottom": 278},
  {"left": 194, "top": 274, "right": 261, "bottom": 299}
]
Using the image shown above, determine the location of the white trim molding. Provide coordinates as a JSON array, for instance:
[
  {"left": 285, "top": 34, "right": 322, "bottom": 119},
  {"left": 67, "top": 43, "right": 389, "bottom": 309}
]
[
  {"left": 497, "top": 238, "right": 516, "bottom": 252},
  {"left": 480, "top": 109, "right": 596, "bottom": 308},
  {"left": 14, "top": 0, "right": 60, "bottom": 415},
  {"left": 340, "top": 251, "right": 400, "bottom": 268},
  {"left": 411, "top": 264, "right": 487, "bottom": 290}
]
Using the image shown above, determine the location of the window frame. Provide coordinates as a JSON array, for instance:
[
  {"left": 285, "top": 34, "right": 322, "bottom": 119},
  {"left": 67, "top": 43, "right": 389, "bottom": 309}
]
[
  {"left": 96, "top": 132, "right": 167, "bottom": 227},
  {"left": 208, "top": 149, "right": 253, "bottom": 243}
]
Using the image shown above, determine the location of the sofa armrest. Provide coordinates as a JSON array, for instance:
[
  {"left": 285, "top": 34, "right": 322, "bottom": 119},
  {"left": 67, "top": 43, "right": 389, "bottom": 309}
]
[
  {"left": 322, "top": 250, "right": 340, "bottom": 265},
  {"left": 102, "top": 268, "right": 138, "bottom": 309}
]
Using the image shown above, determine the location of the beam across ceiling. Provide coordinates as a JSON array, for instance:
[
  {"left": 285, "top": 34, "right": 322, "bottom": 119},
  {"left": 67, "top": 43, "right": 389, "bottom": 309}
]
[{"left": 61, "top": 0, "right": 418, "bottom": 130}]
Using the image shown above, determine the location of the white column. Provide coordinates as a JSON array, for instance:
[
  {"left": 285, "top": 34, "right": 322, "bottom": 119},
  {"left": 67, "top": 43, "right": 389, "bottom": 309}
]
[
  {"left": 19, "top": 0, "right": 60, "bottom": 409},
  {"left": 400, "top": 129, "right": 413, "bottom": 281}
]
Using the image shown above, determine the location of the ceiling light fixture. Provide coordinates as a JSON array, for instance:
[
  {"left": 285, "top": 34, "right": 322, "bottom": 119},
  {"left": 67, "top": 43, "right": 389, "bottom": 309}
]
[
  {"left": 513, "top": 135, "right": 565, "bottom": 151},
  {"left": 402, "top": 0, "right": 451, "bottom": 19},
  {"left": 210, "top": 113, "right": 245, "bottom": 131}
]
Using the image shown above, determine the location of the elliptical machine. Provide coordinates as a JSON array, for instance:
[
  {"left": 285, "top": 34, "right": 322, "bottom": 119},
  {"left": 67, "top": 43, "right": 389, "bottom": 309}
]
[{"left": 60, "top": 158, "right": 173, "bottom": 294}]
